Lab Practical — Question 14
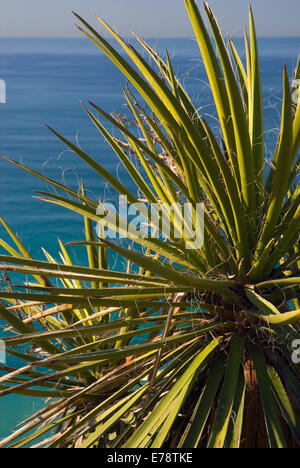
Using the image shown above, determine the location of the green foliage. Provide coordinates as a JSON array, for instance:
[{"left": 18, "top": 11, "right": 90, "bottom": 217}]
[{"left": 0, "top": 1, "right": 299, "bottom": 448}]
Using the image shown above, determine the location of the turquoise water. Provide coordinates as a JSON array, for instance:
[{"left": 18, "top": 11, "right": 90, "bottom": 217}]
[{"left": 0, "top": 36, "right": 299, "bottom": 442}]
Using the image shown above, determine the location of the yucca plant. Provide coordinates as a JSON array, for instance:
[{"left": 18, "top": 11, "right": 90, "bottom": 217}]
[{"left": 0, "top": 0, "right": 299, "bottom": 448}]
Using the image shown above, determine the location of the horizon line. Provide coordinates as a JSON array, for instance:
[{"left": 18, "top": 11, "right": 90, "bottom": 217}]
[{"left": 1, "top": 35, "right": 300, "bottom": 40}]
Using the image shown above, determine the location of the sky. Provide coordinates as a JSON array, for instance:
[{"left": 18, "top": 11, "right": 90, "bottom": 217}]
[{"left": 1, "top": 0, "right": 300, "bottom": 38}]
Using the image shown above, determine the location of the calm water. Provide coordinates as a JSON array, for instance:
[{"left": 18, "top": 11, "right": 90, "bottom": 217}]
[{"left": 0, "top": 36, "right": 299, "bottom": 441}]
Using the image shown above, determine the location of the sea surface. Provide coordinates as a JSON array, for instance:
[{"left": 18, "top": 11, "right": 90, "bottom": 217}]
[{"left": 0, "top": 36, "right": 299, "bottom": 442}]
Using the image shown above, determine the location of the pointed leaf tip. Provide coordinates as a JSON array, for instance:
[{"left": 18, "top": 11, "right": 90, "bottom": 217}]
[
  {"left": 204, "top": 2, "right": 211, "bottom": 13},
  {"left": 75, "top": 24, "right": 85, "bottom": 33},
  {"left": 72, "top": 11, "right": 82, "bottom": 20}
]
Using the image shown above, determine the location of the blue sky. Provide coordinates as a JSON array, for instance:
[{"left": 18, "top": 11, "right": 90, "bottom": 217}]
[{"left": 1, "top": 0, "right": 300, "bottom": 38}]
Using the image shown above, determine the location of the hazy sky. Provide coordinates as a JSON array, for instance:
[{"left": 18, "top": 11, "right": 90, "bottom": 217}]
[{"left": 1, "top": 0, "right": 300, "bottom": 38}]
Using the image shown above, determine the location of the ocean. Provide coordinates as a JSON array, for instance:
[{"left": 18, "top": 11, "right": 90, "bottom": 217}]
[{"left": 0, "top": 36, "right": 299, "bottom": 441}]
